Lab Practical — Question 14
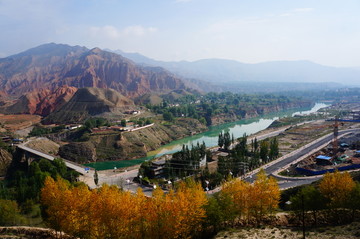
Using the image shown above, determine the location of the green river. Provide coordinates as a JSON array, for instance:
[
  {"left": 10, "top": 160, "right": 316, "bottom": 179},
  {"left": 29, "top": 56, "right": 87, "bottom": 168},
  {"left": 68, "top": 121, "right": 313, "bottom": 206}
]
[{"left": 85, "top": 103, "right": 328, "bottom": 170}]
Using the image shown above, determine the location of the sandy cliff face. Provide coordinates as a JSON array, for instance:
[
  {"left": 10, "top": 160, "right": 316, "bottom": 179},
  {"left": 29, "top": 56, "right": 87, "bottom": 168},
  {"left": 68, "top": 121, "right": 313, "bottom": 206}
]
[
  {"left": 2, "top": 86, "right": 77, "bottom": 116},
  {"left": 43, "top": 87, "right": 136, "bottom": 124},
  {"left": 0, "top": 43, "right": 186, "bottom": 116}
]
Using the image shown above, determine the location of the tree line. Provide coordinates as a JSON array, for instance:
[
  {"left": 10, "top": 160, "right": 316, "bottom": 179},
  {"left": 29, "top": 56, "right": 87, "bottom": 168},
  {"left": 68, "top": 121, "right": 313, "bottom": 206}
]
[
  {"left": 40, "top": 169, "right": 280, "bottom": 238},
  {"left": 146, "top": 92, "right": 310, "bottom": 126},
  {"left": 288, "top": 171, "right": 360, "bottom": 225}
]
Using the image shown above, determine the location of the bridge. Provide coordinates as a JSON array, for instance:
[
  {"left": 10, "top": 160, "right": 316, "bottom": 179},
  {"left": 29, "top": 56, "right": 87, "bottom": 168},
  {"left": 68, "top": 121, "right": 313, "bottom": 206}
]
[{"left": 17, "top": 144, "right": 92, "bottom": 175}]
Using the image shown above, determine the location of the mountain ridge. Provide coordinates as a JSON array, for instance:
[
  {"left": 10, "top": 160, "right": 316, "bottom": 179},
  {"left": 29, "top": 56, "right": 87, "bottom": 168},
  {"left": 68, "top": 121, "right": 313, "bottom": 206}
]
[
  {"left": 43, "top": 87, "right": 136, "bottom": 124},
  {"left": 0, "top": 43, "right": 188, "bottom": 115},
  {"left": 111, "top": 49, "right": 360, "bottom": 86}
]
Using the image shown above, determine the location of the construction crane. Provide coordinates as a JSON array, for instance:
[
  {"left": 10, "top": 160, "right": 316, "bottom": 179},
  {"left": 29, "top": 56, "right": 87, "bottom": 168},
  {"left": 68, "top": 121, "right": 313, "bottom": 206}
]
[
  {"left": 294, "top": 117, "right": 340, "bottom": 156},
  {"left": 332, "top": 116, "right": 339, "bottom": 156}
]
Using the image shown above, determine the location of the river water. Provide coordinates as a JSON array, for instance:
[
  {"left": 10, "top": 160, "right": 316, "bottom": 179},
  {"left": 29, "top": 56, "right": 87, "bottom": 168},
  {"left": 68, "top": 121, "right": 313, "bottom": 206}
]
[{"left": 86, "top": 103, "right": 328, "bottom": 170}]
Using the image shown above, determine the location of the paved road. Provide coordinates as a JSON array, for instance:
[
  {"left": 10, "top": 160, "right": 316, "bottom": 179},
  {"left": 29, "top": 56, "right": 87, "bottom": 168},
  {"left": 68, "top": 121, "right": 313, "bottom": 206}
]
[
  {"left": 97, "top": 169, "right": 154, "bottom": 196},
  {"left": 18, "top": 127, "right": 359, "bottom": 194},
  {"left": 244, "top": 128, "right": 360, "bottom": 188}
]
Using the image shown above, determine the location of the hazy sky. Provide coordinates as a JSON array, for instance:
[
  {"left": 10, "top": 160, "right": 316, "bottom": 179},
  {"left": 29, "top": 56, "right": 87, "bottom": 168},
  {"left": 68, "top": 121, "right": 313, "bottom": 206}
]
[{"left": 1, "top": 0, "right": 360, "bottom": 67}]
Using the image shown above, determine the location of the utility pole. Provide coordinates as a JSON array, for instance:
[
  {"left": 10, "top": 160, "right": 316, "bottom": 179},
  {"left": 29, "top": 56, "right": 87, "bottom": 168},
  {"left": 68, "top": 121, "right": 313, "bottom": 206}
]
[{"left": 302, "top": 194, "right": 306, "bottom": 239}]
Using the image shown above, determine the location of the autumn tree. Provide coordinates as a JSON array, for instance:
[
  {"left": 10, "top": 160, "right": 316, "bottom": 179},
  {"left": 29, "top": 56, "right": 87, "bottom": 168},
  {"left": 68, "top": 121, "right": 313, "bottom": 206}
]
[
  {"left": 319, "top": 171, "right": 355, "bottom": 209},
  {"left": 41, "top": 176, "right": 207, "bottom": 239},
  {"left": 41, "top": 176, "right": 72, "bottom": 234},
  {"left": 248, "top": 169, "right": 280, "bottom": 223},
  {"left": 221, "top": 178, "right": 250, "bottom": 220},
  {"left": 217, "top": 169, "right": 280, "bottom": 224}
]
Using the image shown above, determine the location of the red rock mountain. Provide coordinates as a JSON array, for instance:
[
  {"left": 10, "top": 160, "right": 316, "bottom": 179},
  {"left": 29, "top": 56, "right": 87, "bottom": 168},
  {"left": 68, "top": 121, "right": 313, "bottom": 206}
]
[
  {"left": 0, "top": 43, "right": 186, "bottom": 115},
  {"left": 3, "top": 86, "right": 78, "bottom": 116}
]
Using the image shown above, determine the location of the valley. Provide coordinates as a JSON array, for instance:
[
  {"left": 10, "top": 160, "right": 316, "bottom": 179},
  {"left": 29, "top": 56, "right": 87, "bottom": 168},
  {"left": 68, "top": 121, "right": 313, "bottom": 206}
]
[{"left": 0, "top": 43, "right": 359, "bottom": 239}]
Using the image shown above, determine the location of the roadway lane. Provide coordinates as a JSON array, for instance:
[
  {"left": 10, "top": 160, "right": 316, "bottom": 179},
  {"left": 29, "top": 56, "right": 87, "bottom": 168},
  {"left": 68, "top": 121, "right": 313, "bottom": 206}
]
[{"left": 244, "top": 129, "right": 360, "bottom": 188}]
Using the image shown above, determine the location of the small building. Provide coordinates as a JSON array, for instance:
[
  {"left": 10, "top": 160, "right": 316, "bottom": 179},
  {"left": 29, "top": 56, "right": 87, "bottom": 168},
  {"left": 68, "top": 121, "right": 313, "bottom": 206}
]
[
  {"left": 65, "top": 124, "right": 83, "bottom": 130},
  {"left": 124, "top": 110, "right": 140, "bottom": 115},
  {"left": 316, "top": 155, "right": 333, "bottom": 165},
  {"left": 12, "top": 138, "right": 24, "bottom": 144},
  {"left": 149, "top": 159, "right": 166, "bottom": 178},
  {"left": 354, "top": 150, "right": 360, "bottom": 157},
  {"left": 1, "top": 136, "right": 11, "bottom": 142}
]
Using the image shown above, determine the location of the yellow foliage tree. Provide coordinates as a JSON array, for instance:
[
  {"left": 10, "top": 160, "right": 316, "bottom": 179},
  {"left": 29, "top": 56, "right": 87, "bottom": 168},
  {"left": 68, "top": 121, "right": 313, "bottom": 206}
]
[
  {"left": 221, "top": 178, "right": 250, "bottom": 218},
  {"left": 41, "top": 176, "right": 207, "bottom": 239},
  {"left": 219, "top": 169, "right": 280, "bottom": 224},
  {"left": 41, "top": 176, "right": 71, "bottom": 233},
  {"left": 319, "top": 171, "right": 355, "bottom": 208},
  {"left": 249, "top": 169, "right": 280, "bottom": 222}
]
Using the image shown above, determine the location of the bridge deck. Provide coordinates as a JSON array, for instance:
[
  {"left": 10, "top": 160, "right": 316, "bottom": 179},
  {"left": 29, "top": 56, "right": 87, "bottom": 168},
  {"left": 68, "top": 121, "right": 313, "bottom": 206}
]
[{"left": 18, "top": 144, "right": 90, "bottom": 175}]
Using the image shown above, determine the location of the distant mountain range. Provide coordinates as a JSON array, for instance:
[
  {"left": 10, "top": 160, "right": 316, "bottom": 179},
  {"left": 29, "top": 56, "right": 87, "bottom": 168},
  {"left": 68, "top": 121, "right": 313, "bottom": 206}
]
[
  {"left": 112, "top": 49, "right": 360, "bottom": 87},
  {"left": 0, "top": 43, "right": 359, "bottom": 117}
]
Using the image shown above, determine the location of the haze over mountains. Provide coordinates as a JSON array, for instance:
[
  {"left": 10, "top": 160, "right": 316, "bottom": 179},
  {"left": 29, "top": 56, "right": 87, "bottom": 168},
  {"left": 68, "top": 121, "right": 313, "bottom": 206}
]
[{"left": 114, "top": 49, "right": 360, "bottom": 88}]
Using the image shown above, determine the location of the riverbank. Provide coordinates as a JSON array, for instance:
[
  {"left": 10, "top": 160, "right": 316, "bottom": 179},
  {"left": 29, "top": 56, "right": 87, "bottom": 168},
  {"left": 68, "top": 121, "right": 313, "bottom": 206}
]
[{"left": 86, "top": 103, "right": 328, "bottom": 171}]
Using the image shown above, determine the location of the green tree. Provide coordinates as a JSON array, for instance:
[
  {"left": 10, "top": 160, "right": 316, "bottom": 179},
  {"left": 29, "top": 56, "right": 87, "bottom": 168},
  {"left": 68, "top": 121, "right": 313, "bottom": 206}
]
[
  {"left": 260, "top": 140, "right": 269, "bottom": 163},
  {"left": 94, "top": 170, "right": 99, "bottom": 186},
  {"left": 269, "top": 138, "right": 279, "bottom": 160},
  {"left": 290, "top": 185, "right": 325, "bottom": 226},
  {"left": 0, "top": 199, "right": 25, "bottom": 226},
  {"left": 218, "top": 132, "right": 224, "bottom": 148},
  {"left": 347, "top": 183, "right": 360, "bottom": 221},
  {"left": 223, "top": 132, "right": 231, "bottom": 151},
  {"left": 120, "top": 119, "right": 126, "bottom": 127},
  {"left": 163, "top": 111, "right": 174, "bottom": 121}
]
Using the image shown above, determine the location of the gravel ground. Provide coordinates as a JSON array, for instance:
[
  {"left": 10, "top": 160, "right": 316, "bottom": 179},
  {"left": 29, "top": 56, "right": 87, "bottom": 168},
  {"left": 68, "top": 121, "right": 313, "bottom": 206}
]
[{"left": 215, "top": 222, "right": 360, "bottom": 239}]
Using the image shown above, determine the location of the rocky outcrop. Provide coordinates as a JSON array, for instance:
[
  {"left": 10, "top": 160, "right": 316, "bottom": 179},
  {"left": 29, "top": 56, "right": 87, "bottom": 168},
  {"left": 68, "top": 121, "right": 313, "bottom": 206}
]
[
  {"left": 1, "top": 86, "right": 77, "bottom": 116},
  {"left": 43, "top": 87, "right": 136, "bottom": 124},
  {"left": 0, "top": 43, "right": 186, "bottom": 116},
  {"left": 58, "top": 142, "right": 96, "bottom": 164},
  {"left": 59, "top": 118, "right": 207, "bottom": 163}
]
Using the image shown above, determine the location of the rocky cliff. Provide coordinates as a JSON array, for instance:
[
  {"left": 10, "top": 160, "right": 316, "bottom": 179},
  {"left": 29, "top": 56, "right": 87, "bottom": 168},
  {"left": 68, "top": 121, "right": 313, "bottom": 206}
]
[
  {"left": 1, "top": 86, "right": 77, "bottom": 116},
  {"left": 58, "top": 118, "right": 207, "bottom": 163},
  {"left": 43, "top": 87, "right": 136, "bottom": 124}
]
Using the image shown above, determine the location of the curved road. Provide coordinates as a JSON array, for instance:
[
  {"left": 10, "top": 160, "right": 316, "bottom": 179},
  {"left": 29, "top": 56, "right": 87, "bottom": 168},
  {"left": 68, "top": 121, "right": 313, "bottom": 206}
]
[{"left": 244, "top": 128, "right": 360, "bottom": 189}]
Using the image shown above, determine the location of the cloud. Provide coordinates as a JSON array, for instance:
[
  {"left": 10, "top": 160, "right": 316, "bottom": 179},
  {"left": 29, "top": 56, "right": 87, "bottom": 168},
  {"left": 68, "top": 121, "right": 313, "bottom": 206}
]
[
  {"left": 294, "top": 8, "right": 314, "bottom": 13},
  {"left": 89, "top": 25, "right": 158, "bottom": 39},
  {"left": 279, "top": 8, "right": 314, "bottom": 17}
]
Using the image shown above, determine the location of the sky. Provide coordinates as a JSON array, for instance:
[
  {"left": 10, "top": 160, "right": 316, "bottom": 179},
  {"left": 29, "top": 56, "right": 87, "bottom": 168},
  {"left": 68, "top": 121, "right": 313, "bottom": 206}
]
[{"left": 1, "top": 0, "right": 360, "bottom": 67}]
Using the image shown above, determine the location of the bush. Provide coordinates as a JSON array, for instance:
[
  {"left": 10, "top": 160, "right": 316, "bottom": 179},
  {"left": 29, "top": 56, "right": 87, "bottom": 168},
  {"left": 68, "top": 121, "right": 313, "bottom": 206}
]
[{"left": 0, "top": 199, "right": 25, "bottom": 226}]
